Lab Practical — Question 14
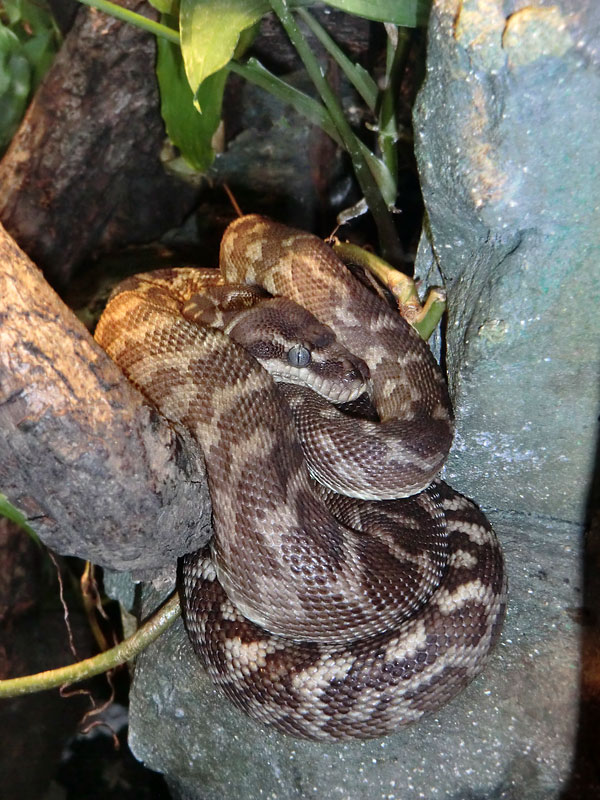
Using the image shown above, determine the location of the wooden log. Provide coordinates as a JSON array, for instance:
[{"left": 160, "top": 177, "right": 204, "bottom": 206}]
[{"left": 0, "top": 223, "right": 211, "bottom": 573}]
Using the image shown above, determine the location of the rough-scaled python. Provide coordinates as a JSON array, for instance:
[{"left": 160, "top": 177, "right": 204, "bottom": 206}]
[{"left": 95, "top": 215, "right": 507, "bottom": 741}]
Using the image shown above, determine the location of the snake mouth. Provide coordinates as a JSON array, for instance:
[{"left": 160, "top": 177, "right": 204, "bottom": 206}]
[{"left": 271, "top": 366, "right": 370, "bottom": 404}]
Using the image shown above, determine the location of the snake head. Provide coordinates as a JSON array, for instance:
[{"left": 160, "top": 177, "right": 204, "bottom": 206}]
[{"left": 224, "top": 297, "right": 371, "bottom": 404}]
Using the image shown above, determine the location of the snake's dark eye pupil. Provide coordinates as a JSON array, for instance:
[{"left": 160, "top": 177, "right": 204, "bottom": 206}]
[{"left": 287, "top": 345, "right": 311, "bottom": 368}]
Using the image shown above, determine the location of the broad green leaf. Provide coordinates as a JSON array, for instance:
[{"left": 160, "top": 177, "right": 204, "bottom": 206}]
[
  {"left": 147, "top": 0, "right": 179, "bottom": 15},
  {"left": 157, "top": 24, "right": 227, "bottom": 170},
  {"left": 180, "top": 0, "right": 267, "bottom": 107},
  {"left": 323, "top": 0, "right": 431, "bottom": 27}
]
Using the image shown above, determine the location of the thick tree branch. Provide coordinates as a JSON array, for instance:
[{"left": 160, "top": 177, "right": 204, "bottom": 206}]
[{"left": 0, "top": 224, "right": 211, "bottom": 573}]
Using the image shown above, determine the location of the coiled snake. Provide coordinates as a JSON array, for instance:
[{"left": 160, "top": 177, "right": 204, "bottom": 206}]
[{"left": 95, "top": 215, "right": 506, "bottom": 741}]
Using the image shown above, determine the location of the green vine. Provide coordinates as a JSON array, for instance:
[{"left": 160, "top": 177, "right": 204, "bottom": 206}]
[{"left": 0, "top": 593, "right": 181, "bottom": 697}]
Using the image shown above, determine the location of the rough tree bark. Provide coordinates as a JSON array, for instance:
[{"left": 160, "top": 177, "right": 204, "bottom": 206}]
[{"left": 0, "top": 223, "right": 211, "bottom": 574}]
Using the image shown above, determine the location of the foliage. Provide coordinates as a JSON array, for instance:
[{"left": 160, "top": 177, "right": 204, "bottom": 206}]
[
  {"left": 0, "top": 0, "right": 61, "bottom": 154},
  {"left": 0, "top": 0, "right": 433, "bottom": 251},
  {"left": 156, "top": 13, "right": 229, "bottom": 172},
  {"left": 73, "top": 0, "right": 431, "bottom": 258},
  {"left": 155, "top": 0, "right": 430, "bottom": 203},
  {"left": 0, "top": 492, "right": 40, "bottom": 543}
]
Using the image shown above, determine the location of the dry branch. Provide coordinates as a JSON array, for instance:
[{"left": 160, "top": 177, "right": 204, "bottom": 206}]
[{"left": 0, "top": 224, "right": 211, "bottom": 573}]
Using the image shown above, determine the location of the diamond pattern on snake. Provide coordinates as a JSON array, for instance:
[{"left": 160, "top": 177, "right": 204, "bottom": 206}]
[{"left": 94, "top": 215, "right": 507, "bottom": 741}]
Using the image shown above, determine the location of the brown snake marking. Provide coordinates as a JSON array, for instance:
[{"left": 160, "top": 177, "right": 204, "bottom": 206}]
[{"left": 95, "top": 215, "right": 507, "bottom": 741}]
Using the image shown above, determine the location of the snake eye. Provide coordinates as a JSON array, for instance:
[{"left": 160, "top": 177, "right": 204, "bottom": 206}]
[{"left": 287, "top": 344, "right": 311, "bottom": 368}]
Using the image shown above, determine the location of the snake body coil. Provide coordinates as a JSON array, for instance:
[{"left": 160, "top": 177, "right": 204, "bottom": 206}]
[{"left": 95, "top": 215, "right": 506, "bottom": 741}]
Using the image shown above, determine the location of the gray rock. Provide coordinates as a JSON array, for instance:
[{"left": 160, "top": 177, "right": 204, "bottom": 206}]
[
  {"left": 124, "top": 1, "right": 599, "bottom": 797},
  {"left": 413, "top": 0, "right": 600, "bottom": 525}
]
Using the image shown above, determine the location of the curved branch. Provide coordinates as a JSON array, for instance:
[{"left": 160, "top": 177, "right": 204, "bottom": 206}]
[
  {"left": 0, "top": 222, "right": 211, "bottom": 573},
  {"left": 0, "top": 593, "right": 181, "bottom": 697}
]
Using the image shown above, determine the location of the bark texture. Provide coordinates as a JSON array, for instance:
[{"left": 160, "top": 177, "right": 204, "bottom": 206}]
[{"left": 0, "top": 224, "right": 211, "bottom": 573}]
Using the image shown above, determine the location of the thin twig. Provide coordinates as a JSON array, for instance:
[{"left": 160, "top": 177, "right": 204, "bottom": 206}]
[{"left": 47, "top": 550, "right": 78, "bottom": 660}]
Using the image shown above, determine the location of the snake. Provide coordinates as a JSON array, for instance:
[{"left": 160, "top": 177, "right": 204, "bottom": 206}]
[{"left": 94, "top": 214, "right": 507, "bottom": 741}]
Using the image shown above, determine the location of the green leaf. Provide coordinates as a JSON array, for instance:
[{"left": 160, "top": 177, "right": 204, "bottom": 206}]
[
  {"left": 0, "top": 493, "right": 41, "bottom": 545},
  {"left": 157, "top": 23, "right": 227, "bottom": 171},
  {"left": 0, "top": 25, "right": 31, "bottom": 151},
  {"left": 231, "top": 58, "right": 343, "bottom": 146},
  {"left": 180, "top": 0, "right": 267, "bottom": 107},
  {"left": 148, "top": 0, "right": 178, "bottom": 13},
  {"left": 322, "top": 0, "right": 431, "bottom": 27}
]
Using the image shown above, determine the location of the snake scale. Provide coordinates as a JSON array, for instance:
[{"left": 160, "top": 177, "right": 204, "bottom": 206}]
[{"left": 95, "top": 215, "right": 507, "bottom": 741}]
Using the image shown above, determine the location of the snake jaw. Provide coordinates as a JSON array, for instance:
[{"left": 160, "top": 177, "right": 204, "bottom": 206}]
[{"left": 266, "top": 363, "right": 369, "bottom": 404}]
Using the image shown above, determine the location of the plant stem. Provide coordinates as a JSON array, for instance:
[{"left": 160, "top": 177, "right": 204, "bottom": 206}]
[
  {"left": 378, "top": 26, "right": 412, "bottom": 183},
  {"left": 296, "top": 8, "right": 378, "bottom": 111},
  {"left": 76, "top": 0, "right": 180, "bottom": 44},
  {"left": 268, "top": 0, "right": 403, "bottom": 266},
  {"left": 0, "top": 593, "right": 181, "bottom": 697},
  {"left": 0, "top": 495, "right": 41, "bottom": 545},
  {"left": 332, "top": 240, "right": 446, "bottom": 340}
]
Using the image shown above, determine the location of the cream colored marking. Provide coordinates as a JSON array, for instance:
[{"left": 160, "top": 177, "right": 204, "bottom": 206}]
[
  {"left": 432, "top": 402, "right": 452, "bottom": 421},
  {"left": 199, "top": 560, "right": 217, "bottom": 581},
  {"left": 243, "top": 238, "right": 264, "bottom": 265},
  {"left": 383, "top": 619, "right": 429, "bottom": 662},
  {"left": 224, "top": 636, "right": 279, "bottom": 669},
  {"left": 449, "top": 520, "right": 493, "bottom": 545},
  {"left": 435, "top": 579, "right": 492, "bottom": 615},
  {"left": 290, "top": 653, "right": 356, "bottom": 693},
  {"left": 277, "top": 250, "right": 296, "bottom": 273},
  {"left": 442, "top": 494, "right": 472, "bottom": 512},
  {"left": 333, "top": 304, "right": 368, "bottom": 331},
  {"left": 451, "top": 549, "right": 478, "bottom": 570},
  {"left": 219, "top": 600, "right": 239, "bottom": 622},
  {"left": 281, "top": 234, "right": 303, "bottom": 248},
  {"left": 368, "top": 314, "right": 403, "bottom": 334}
]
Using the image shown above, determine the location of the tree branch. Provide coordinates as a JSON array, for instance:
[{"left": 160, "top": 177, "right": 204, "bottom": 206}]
[{"left": 0, "top": 223, "right": 211, "bottom": 574}]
